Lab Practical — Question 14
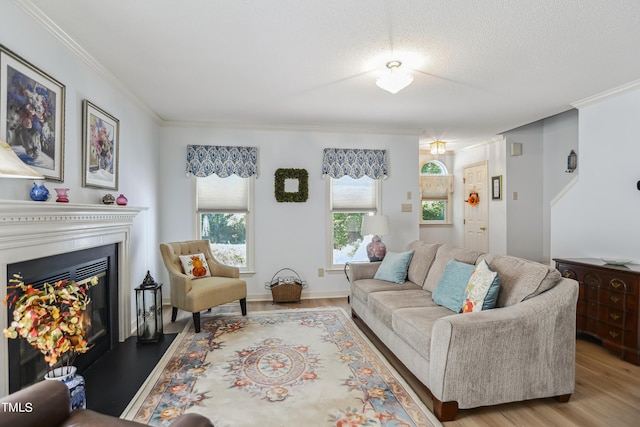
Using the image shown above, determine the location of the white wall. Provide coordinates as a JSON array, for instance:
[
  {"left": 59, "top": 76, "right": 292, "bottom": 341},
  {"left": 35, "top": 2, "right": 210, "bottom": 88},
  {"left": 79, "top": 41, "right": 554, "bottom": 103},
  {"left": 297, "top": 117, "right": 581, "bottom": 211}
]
[
  {"left": 501, "top": 110, "right": 578, "bottom": 263},
  {"left": 0, "top": 3, "right": 161, "bottom": 326},
  {"left": 542, "top": 109, "right": 579, "bottom": 262},
  {"left": 503, "top": 122, "right": 545, "bottom": 261},
  {"left": 158, "top": 126, "right": 420, "bottom": 299},
  {"left": 551, "top": 87, "right": 640, "bottom": 262}
]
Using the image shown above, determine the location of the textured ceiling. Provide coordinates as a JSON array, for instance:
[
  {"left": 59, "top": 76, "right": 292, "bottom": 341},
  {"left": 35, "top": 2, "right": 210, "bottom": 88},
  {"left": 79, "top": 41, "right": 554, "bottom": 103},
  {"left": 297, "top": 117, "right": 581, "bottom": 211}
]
[{"left": 21, "top": 0, "right": 640, "bottom": 149}]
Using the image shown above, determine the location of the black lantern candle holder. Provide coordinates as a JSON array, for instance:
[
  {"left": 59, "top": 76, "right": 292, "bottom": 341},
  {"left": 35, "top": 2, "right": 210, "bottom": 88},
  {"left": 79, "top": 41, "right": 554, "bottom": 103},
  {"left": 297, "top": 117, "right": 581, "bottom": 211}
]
[{"left": 135, "top": 271, "right": 163, "bottom": 343}]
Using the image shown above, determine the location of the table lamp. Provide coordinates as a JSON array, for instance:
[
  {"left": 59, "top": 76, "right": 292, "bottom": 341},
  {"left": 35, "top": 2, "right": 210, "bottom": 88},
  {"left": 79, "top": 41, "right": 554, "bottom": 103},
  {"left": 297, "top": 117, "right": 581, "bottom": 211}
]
[{"left": 361, "top": 215, "right": 390, "bottom": 261}]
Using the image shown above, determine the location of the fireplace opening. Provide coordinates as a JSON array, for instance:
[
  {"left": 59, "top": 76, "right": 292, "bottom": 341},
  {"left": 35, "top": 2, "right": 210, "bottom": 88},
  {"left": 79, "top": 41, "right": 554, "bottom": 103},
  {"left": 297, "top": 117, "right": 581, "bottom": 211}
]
[{"left": 6, "top": 244, "right": 118, "bottom": 393}]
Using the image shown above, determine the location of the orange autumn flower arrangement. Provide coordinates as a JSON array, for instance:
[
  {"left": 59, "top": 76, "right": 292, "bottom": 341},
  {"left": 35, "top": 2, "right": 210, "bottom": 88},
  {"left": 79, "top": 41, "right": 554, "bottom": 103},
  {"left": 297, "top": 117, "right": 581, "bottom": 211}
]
[
  {"left": 467, "top": 192, "right": 479, "bottom": 206},
  {"left": 3, "top": 274, "right": 98, "bottom": 372}
]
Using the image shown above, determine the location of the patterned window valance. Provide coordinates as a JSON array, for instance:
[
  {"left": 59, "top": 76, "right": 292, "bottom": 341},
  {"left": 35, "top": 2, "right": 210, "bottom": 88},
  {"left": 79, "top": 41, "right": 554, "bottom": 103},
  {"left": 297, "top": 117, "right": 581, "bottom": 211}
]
[
  {"left": 322, "top": 148, "right": 387, "bottom": 179},
  {"left": 186, "top": 145, "right": 258, "bottom": 178}
]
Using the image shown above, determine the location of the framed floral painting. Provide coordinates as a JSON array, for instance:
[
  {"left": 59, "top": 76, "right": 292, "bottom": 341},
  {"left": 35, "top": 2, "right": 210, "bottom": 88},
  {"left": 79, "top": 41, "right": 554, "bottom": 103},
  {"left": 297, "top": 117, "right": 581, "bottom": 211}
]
[
  {"left": 0, "top": 45, "right": 66, "bottom": 181},
  {"left": 82, "top": 100, "right": 119, "bottom": 190}
]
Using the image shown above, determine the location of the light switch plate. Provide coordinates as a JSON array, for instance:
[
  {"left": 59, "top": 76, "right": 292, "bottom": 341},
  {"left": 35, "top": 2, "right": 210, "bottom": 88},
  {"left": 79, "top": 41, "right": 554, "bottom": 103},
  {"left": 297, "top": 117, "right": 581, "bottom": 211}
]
[{"left": 401, "top": 203, "right": 412, "bottom": 212}]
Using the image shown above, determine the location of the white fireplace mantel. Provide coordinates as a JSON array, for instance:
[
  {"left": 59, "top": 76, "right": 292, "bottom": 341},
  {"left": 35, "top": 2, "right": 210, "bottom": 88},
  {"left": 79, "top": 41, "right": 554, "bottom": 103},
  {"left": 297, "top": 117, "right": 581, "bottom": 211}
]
[{"left": 0, "top": 200, "right": 146, "bottom": 395}]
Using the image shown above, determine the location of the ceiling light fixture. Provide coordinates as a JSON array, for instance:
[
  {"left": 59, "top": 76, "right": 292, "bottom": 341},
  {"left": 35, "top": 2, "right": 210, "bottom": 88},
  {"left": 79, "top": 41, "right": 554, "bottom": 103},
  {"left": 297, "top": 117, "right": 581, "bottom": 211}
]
[
  {"left": 430, "top": 141, "right": 446, "bottom": 156},
  {"left": 376, "top": 61, "right": 413, "bottom": 94}
]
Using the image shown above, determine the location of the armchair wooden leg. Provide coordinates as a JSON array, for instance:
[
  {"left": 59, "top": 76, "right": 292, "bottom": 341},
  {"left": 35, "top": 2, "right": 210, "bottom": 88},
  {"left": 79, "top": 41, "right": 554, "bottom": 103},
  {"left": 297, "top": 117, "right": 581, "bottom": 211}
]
[
  {"left": 171, "top": 307, "right": 178, "bottom": 323},
  {"left": 240, "top": 298, "right": 247, "bottom": 316},
  {"left": 193, "top": 312, "right": 201, "bottom": 333}
]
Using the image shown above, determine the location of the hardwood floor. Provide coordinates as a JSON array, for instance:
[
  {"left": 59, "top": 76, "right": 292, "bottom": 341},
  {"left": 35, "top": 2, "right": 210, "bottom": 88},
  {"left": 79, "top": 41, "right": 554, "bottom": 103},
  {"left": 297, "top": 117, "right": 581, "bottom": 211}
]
[{"left": 164, "top": 299, "right": 640, "bottom": 427}]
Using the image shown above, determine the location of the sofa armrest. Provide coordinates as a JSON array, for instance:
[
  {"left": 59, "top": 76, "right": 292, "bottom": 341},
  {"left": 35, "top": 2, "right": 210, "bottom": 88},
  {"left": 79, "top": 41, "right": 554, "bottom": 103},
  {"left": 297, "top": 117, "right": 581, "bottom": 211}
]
[
  {"left": 169, "top": 413, "right": 215, "bottom": 427},
  {"left": 0, "top": 380, "right": 69, "bottom": 427},
  {"left": 62, "top": 410, "right": 214, "bottom": 427},
  {"left": 429, "top": 278, "right": 578, "bottom": 408},
  {"left": 347, "top": 261, "right": 381, "bottom": 282}
]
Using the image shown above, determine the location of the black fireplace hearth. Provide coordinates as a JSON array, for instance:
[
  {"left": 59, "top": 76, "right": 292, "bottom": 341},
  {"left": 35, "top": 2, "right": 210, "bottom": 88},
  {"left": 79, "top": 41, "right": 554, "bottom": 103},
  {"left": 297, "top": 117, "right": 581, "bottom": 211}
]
[{"left": 6, "top": 244, "right": 118, "bottom": 393}]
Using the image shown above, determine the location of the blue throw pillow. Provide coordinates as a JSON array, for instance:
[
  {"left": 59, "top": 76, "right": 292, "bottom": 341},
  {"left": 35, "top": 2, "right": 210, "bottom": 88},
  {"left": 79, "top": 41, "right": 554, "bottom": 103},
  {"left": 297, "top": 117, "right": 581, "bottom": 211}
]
[
  {"left": 432, "top": 259, "right": 476, "bottom": 312},
  {"left": 373, "top": 250, "right": 415, "bottom": 284}
]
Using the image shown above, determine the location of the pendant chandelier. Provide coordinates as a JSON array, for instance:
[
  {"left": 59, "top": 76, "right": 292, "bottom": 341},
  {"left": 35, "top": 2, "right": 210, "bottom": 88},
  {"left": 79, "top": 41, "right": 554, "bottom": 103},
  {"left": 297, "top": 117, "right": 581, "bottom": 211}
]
[{"left": 430, "top": 141, "right": 446, "bottom": 156}]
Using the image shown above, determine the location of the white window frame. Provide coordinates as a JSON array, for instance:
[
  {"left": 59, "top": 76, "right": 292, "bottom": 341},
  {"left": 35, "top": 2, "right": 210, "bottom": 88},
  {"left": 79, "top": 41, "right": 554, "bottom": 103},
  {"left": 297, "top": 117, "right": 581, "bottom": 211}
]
[
  {"left": 193, "top": 176, "right": 255, "bottom": 273},
  {"left": 326, "top": 176, "right": 382, "bottom": 270},
  {"left": 420, "top": 160, "right": 452, "bottom": 225}
]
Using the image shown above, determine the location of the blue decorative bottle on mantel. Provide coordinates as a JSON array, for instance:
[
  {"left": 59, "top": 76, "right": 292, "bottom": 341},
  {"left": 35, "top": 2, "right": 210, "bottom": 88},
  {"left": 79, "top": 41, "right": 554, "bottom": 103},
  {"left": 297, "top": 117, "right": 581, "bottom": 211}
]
[{"left": 30, "top": 180, "right": 50, "bottom": 201}]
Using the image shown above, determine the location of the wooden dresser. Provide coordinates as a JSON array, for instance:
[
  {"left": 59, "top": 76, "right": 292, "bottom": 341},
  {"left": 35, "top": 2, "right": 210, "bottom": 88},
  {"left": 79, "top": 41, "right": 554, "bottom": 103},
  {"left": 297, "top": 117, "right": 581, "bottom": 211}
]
[{"left": 554, "top": 258, "right": 640, "bottom": 365}]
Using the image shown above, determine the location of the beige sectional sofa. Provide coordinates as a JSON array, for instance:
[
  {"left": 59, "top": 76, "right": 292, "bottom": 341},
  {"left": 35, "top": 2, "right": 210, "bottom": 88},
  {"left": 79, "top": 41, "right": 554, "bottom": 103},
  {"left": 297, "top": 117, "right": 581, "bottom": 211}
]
[{"left": 348, "top": 241, "right": 579, "bottom": 421}]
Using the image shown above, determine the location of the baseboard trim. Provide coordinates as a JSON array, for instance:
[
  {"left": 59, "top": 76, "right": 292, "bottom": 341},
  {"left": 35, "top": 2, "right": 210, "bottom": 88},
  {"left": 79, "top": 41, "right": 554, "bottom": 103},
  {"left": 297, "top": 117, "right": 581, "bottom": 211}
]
[
  {"left": 161, "top": 290, "right": 349, "bottom": 306},
  {"left": 247, "top": 290, "right": 350, "bottom": 302}
]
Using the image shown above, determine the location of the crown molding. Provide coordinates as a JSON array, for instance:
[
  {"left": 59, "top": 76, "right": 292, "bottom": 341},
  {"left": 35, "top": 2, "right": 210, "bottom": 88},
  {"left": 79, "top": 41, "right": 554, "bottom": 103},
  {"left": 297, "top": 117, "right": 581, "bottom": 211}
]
[
  {"left": 161, "top": 119, "right": 424, "bottom": 136},
  {"left": 13, "top": 0, "right": 162, "bottom": 124},
  {"left": 571, "top": 79, "right": 640, "bottom": 109}
]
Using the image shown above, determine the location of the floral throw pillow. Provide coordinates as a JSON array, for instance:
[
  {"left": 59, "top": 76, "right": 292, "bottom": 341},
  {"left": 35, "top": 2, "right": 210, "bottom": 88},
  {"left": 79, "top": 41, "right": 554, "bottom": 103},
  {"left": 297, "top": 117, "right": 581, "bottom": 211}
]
[
  {"left": 462, "top": 260, "right": 501, "bottom": 313},
  {"left": 179, "top": 253, "right": 212, "bottom": 279}
]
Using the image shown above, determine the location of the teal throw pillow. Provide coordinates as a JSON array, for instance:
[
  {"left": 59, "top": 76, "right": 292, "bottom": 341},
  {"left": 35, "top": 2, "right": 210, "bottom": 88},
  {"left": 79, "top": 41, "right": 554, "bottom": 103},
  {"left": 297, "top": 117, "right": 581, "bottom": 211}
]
[
  {"left": 462, "top": 260, "right": 501, "bottom": 313},
  {"left": 432, "top": 259, "right": 476, "bottom": 312},
  {"left": 373, "top": 250, "right": 415, "bottom": 284}
]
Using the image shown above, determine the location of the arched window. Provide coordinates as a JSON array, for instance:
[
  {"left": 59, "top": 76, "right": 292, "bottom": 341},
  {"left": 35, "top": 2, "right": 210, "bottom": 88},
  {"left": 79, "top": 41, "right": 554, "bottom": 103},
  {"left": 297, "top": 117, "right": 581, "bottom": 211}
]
[
  {"left": 419, "top": 161, "right": 452, "bottom": 224},
  {"left": 420, "top": 160, "right": 448, "bottom": 175}
]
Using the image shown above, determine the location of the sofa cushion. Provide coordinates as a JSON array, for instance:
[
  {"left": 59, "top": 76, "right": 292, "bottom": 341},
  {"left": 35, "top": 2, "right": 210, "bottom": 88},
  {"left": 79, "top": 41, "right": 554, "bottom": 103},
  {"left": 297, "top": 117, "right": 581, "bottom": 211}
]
[
  {"left": 485, "top": 255, "right": 561, "bottom": 307},
  {"left": 392, "top": 306, "right": 456, "bottom": 360},
  {"left": 351, "top": 279, "right": 422, "bottom": 305},
  {"left": 423, "top": 244, "right": 482, "bottom": 292},
  {"left": 178, "top": 253, "right": 212, "bottom": 279},
  {"left": 462, "top": 260, "right": 501, "bottom": 313},
  {"left": 432, "top": 259, "right": 476, "bottom": 312},
  {"left": 373, "top": 250, "right": 415, "bottom": 283},
  {"left": 368, "top": 290, "right": 438, "bottom": 329},
  {"left": 405, "top": 241, "right": 440, "bottom": 287}
]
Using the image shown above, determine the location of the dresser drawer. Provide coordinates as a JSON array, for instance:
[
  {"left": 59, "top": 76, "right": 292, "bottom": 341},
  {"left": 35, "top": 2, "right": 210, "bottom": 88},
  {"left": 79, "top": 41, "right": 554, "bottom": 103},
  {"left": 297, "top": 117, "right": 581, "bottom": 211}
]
[
  {"left": 585, "top": 301, "right": 637, "bottom": 329},
  {"left": 585, "top": 286, "right": 637, "bottom": 310}
]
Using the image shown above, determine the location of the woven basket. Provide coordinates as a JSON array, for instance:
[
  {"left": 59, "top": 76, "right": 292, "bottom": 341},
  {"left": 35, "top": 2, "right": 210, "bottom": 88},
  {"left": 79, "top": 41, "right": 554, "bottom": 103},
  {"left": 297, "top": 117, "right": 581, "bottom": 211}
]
[{"left": 265, "top": 268, "right": 307, "bottom": 303}]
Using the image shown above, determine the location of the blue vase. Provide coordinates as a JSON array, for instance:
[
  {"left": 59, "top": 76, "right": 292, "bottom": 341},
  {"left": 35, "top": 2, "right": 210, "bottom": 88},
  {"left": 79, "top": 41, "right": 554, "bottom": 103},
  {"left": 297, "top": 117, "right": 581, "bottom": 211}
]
[
  {"left": 44, "top": 366, "right": 86, "bottom": 411},
  {"left": 30, "top": 181, "right": 50, "bottom": 201}
]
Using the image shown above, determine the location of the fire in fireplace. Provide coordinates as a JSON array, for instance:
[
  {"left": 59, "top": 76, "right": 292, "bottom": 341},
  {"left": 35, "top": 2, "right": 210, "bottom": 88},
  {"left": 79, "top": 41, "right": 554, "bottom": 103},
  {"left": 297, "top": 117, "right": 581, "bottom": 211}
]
[{"left": 6, "top": 244, "right": 118, "bottom": 393}]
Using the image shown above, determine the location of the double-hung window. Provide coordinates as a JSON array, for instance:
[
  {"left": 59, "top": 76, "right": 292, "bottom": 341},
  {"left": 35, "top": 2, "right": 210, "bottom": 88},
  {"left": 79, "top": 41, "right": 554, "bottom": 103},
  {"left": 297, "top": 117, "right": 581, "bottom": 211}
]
[
  {"left": 187, "top": 144, "right": 258, "bottom": 273},
  {"left": 420, "top": 160, "right": 452, "bottom": 224},
  {"left": 196, "top": 174, "right": 254, "bottom": 271},
  {"left": 328, "top": 177, "right": 381, "bottom": 269}
]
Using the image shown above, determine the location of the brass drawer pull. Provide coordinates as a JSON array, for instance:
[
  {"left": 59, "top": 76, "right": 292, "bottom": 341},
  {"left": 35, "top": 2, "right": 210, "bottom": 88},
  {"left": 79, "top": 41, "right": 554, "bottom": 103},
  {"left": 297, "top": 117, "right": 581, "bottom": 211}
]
[
  {"left": 610, "top": 281, "right": 622, "bottom": 289},
  {"left": 609, "top": 331, "right": 619, "bottom": 338},
  {"left": 610, "top": 313, "right": 621, "bottom": 321},
  {"left": 610, "top": 295, "right": 621, "bottom": 303}
]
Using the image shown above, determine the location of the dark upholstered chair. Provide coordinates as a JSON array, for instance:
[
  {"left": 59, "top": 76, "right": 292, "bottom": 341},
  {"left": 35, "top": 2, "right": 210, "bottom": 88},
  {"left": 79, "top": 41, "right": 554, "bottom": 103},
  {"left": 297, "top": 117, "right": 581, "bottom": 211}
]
[{"left": 0, "top": 379, "right": 213, "bottom": 427}]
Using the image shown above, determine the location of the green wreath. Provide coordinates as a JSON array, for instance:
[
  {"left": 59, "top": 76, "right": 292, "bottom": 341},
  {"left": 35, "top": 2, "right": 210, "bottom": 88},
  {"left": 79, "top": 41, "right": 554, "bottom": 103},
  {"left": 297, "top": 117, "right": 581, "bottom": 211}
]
[{"left": 274, "top": 168, "right": 308, "bottom": 202}]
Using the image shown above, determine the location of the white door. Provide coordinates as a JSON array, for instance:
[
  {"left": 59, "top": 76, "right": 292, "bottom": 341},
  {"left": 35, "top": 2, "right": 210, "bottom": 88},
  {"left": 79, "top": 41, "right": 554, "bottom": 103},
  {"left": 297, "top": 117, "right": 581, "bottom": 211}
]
[{"left": 463, "top": 162, "right": 489, "bottom": 252}]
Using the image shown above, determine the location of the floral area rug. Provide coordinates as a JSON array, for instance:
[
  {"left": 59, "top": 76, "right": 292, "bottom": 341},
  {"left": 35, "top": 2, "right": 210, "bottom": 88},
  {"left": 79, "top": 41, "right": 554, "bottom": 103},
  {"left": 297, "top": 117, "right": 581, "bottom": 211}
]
[{"left": 121, "top": 307, "right": 442, "bottom": 427}]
